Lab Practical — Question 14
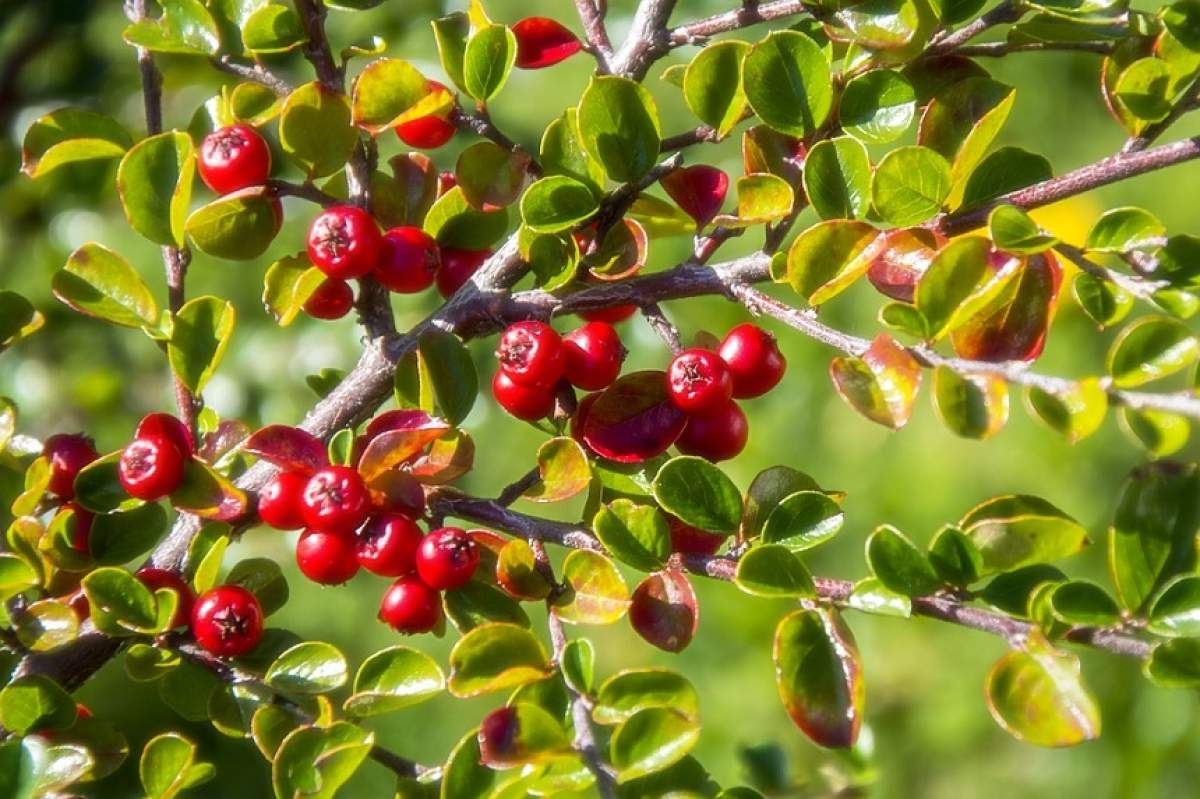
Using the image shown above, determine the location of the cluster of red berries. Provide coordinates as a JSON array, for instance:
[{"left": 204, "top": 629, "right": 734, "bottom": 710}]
[
  {"left": 491, "top": 320, "right": 627, "bottom": 421},
  {"left": 256, "top": 455, "right": 479, "bottom": 635},
  {"left": 661, "top": 324, "right": 788, "bottom": 462}
]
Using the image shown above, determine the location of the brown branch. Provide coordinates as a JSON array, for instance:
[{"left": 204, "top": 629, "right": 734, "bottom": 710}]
[
  {"left": 925, "top": 0, "right": 1023, "bottom": 56},
  {"left": 574, "top": 0, "right": 615, "bottom": 72},
  {"left": 611, "top": 0, "right": 679, "bottom": 79},
  {"left": 452, "top": 107, "right": 543, "bottom": 177},
  {"left": 951, "top": 40, "right": 1115, "bottom": 57},
  {"left": 661, "top": 124, "right": 720, "bottom": 152},
  {"left": 293, "top": 0, "right": 342, "bottom": 89},
  {"left": 209, "top": 55, "right": 293, "bottom": 96},
  {"left": 640, "top": 303, "right": 683, "bottom": 353},
  {"left": 266, "top": 178, "right": 338, "bottom": 207},
  {"left": 667, "top": 0, "right": 809, "bottom": 46}
]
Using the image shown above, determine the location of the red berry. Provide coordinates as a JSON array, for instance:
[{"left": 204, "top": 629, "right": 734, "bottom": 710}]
[
  {"left": 436, "top": 248, "right": 491, "bottom": 298},
  {"left": 198, "top": 124, "right": 271, "bottom": 194},
  {"left": 719, "top": 324, "right": 787, "bottom": 398},
  {"left": 395, "top": 81, "right": 456, "bottom": 149},
  {"left": 118, "top": 436, "right": 186, "bottom": 501},
  {"left": 191, "top": 585, "right": 263, "bottom": 657},
  {"left": 563, "top": 321, "right": 625, "bottom": 390},
  {"left": 66, "top": 589, "right": 89, "bottom": 621},
  {"left": 374, "top": 226, "right": 440, "bottom": 293},
  {"left": 378, "top": 575, "right": 442, "bottom": 634},
  {"left": 135, "top": 412, "right": 194, "bottom": 456},
  {"left": 496, "top": 321, "right": 564, "bottom": 387},
  {"left": 437, "top": 171, "right": 457, "bottom": 196},
  {"left": 62, "top": 503, "right": 93, "bottom": 554},
  {"left": 296, "top": 530, "right": 360, "bottom": 585},
  {"left": 415, "top": 527, "right": 479, "bottom": 590},
  {"left": 300, "top": 466, "right": 369, "bottom": 535},
  {"left": 356, "top": 514, "right": 423, "bottom": 577},
  {"left": 668, "top": 516, "right": 726, "bottom": 556},
  {"left": 666, "top": 348, "right": 734, "bottom": 415},
  {"left": 307, "top": 205, "right": 382, "bottom": 280},
  {"left": 492, "top": 370, "right": 555, "bottom": 421},
  {"left": 258, "top": 471, "right": 308, "bottom": 530},
  {"left": 676, "top": 401, "right": 748, "bottom": 462},
  {"left": 303, "top": 279, "right": 354, "bottom": 320},
  {"left": 42, "top": 433, "right": 98, "bottom": 499},
  {"left": 512, "top": 17, "right": 582, "bottom": 69},
  {"left": 135, "top": 567, "right": 195, "bottom": 628},
  {"left": 581, "top": 304, "right": 637, "bottom": 323}
]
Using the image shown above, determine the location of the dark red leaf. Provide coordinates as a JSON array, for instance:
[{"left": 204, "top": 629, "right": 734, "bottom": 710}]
[
  {"left": 866, "top": 228, "right": 942, "bottom": 303},
  {"left": 199, "top": 419, "right": 250, "bottom": 463},
  {"left": 512, "top": 17, "right": 582, "bottom": 69},
  {"left": 629, "top": 569, "right": 699, "bottom": 653},
  {"left": 365, "top": 409, "right": 442, "bottom": 441},
  {"left": 661, "top": 165, "right": 730, "bottom": 228},
  {"left": 242, "top": 425, "right": 327, "bottom": 474},
  {"left": 582, "top": 370, "right": 687, "bottom": 464},
  {"left": 358, "top": 420, "right": 451, "bottom": 483},
  {"left": 950, "top": 250, "right": 1062, "bottom": 362}
]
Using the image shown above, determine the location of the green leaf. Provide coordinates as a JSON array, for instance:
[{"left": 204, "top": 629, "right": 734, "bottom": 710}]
[
  {"left": 13, "top": 599, "right": 78, "bottom": 653},
  {"left": 1148, "top": 575, "right": 1200, "bottom": 638},
  {"left": 1046, "top": 580, "right": 1121, "bottom": 626},
  {"left": 423, "top": 186, "right": 509, "bottom": 249},
  {"left": 280, "top": 82, "right": 357, "bottom": 179},
  {"left": 1121, "top": 406, "right": 1191, "bottom": 456},
  {"left": 761, "top": 490, "right": 844, "bottom": 551},
  {"left": 265, "top": 642, "right": 348, "bottom": 695},
  {"left": 1024, "top": 379, "right": 1109, "bottom": 444},
  {"left": 1072, "top": 272, "right": 1133, "bottom": 329},
  {"left": 592, "top": 499, "right": 671, "bottom": 572},
  {"left": 414, "top": 330, "right": 477, "bottom": 426},
  {"left": 577, "top": 76, "right": 662, "bottom": 183},
  {"left": 1114, "top": 57, "right": 1173, "bottom": 122},
  {"left": 447, "top": 623, "right": 552, "bottom": 698},
  {"left": 123, "top": 0, "right": 220, "bottom": 55},
  {"left": 126, "top": 643, "right": 180, "bottom": 682},
  {"left": 593, "top": 669, "right": 699, "bottom": 726},
  {"left": 711, "top": 173, "right": 793, "bottom": 228},
  {"left": 561, "top": 639, "right": 595, "bottom": 695},
  {"left": 610, "top": 707, "right": 701, "bottom": 783},
  {"left": 440, "top": 729, "right": 495, "bottom": 799},
  {"left": 1086, "top": 206, "right": 1165, "bottom": 252},
  {"left": 652, "top": 456, "right": 742, "bottom": 534},
  {"left": 520, "top": 175, "right": 598, "bottom": 233},
  {"left": 553, "top": 549, "right": 631, "bottom": 625},
  {"left": 21, "top": 108, "right": 131, "bottom": 178},
  {"left": 52, "top": 243, "right": 159, "bottom": 330},
  {"left": 116, "top": 131, "right": 195, "bottom": 247},
  {"left": 83, "top": 567, "right": 159, "bottom": 634},
  {"left": 959, "top": 494, "right": 1089, "bottom": 575},
  {"left": 350, "top": 58, "right": 432, "bottom": 134},
  {"left": 846, "top": 577, "right": 912, "bottom": 617},
  {"left": 871, "top": 145, "right": 951, "bottom": 226},
  {"left": 444, "top": 581, "right": 531, "bottom": 633},
  {"left": 263, "top": 254, "right": 326, "bottom": 327},
  {"left": 185, "top": 187, "right": 281, "bottom": 260},
  {"left": 478, "top": 703, "right": 570, "bottom": 769},
  {"left": 1106, "top": 315, "right": 1199, "bottom": 388},
  {"left": 456, "top": 141, "right": 529, "bottom": 210},
  {"left": 683, "top": 40, "right": 750, "bottom": 137},
  {"left": 344, "top": 646, "right": 445, "bottom": 717},
  {"left": 988, "top": 205, "right": 1058, "bottom": 254},
  {"left": 985, "top": 638, "right": 1100, "bottom": 747},
  {"left": 523, "top": 437, "right": 590, "bottom": 504},
  {"left": 88, "top": 502, "right": 169, "bottom": 566},
  {"left": 0, "top": 676, "right": 77, "bottom": 735},
  {"left": 918, "top": 78, "right": 1016, "bottom": 197},
  {"left": 932, "top": 367, "right": 1008, "bottom": 440},
  {"left": 915, "top": 236, "right": 993, "bottom": 338},
  {"left": 740, "top": 466, "right": 830, "bottom": 540},
  {"left": 773, "top": 608, "right": 863, "bottom": 748},
  {"left": 431, "top": 13, "right": 469, "bottom": 93},
  {"left": 140, "top": 732, "right": 214, "bottom": 799},
  {"left": 928, "top": 525, "right": 983, "bottom": 587},
  {"left": 0, "top": 293, "right": 42, "bottom": 352},
  {"left": 463, "top": 24, "right": 517, "bottom": 103},
  {"left": 734, "top": 544, "right": 816, "bottom": 598},
  {"left": 829, "top": 333, "right": 923, "bottom": 429},
  {"left": 743, "top": 31, "right": 833, "bottom": 138},
  {"left": 840, "top": 69, "right": 917, "bottom": 144},
  {"left": 168, "top": 296, "right": 235, "bottom": 394},
  {"left": 865, "top": 524, "right": 941, "bottom": 596},
  {"left": 539, "top": 108, "right": 605, "bottom": 193},
  {"left": 241, "top": 4, "right": 305, "bottom": 54},
  {"left": 272, "top": 722, "right": 374, "bottom": 799},
  {"left": 1145, "top": 638, "right": 1200, "bottom": 687},
  {"left": 785, "top": 219, "right": 879, "bottom": 305},
  {"left": 962, "top": 146, "right": 1053, "bottom": 209},
  {"left": 802, "top": 137, "right": 872, "bottom": 221}
]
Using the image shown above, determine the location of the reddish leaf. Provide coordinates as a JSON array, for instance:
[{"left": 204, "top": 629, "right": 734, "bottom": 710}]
[
  {"left": 582, "top": 371, "right": 687, "bottom": 464},
  {"left": 199, "top": 419, "right": 250, "bottom": 463},
  {"left": 408, "top": 429, "right": 475, "bottom": 484},
  {"left": 470, "top": 529, "right": 508, "bottom": 588},
  {"left": 660, "top": 165, "right": 730, "bottom": 228},
  {"left": 365, "top": 470, "right": 426, "bottom": 518},
  {"left": 774, "top": 607, "right": 864, "bottom": 749},
  {"left": 358, "top": 420, "right": 451, "bottom": 483},
  {"left": 242, "top": 425, "right": 327, "bottom": 474},
  {"left": 170, "top": 459, "right": 249, "bottom": 521},
  {"left": 512, "top": 17, "right": 582, "bottom": 69},
  {"left": 829, "top": 334, "right": 923, "bottom": 429},
  {"left": 950, "top": 250, "right": 1062, "bottom": 362},
  {"left": 629, "top": 569, "right": 699, "bottom": 653},
  {"left": 478, "top": 703, "right": 569, "bottom": 769},
  {"left": 586, "top": 219, "right": 648, "bottom": 282},
  {"left": 866, "top": 228, "right": 942, "bottom": 303},
  {"left": 365, "top": 409, "right": 443, "bottom": 441}
]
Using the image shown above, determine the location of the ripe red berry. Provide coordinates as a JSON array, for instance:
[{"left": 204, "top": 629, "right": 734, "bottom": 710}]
[
  {"left": 258, "top": 471, "right": 308, "bottom": 530},
  {"left": 415, "top": 527, "right": 479, "bottom": 590},
  {"left": 563, "top": 321, "right": 625, "bottom": 391},
  {"left": 395, "top": 81, "right": 456, "bottom": 149},
  {"left": 675, "top": 401, "right": 748, "bottom": 462},
  {"left": 135, "top": 412, "right": 194, "bottom": 456},
  {"left": 378, "top": 575, "right": 442, "bottom": 634},
  {"left": 581, "top": 304, "right": 637, "bottom": 323},
  {"left": 436, "top": 248, "right": 491, "bottom": 298},
  {"left": 42, "top": 433, "right": 98, "bottom": 499},
  {"left": 492, "top": 370, "right": 556, "bottom": 421},
  {"left": 300, "top": 466, "right": 369, "bottom": 535},
  {"left": 198, "top": 124, "right": 271, "bottom": 195},
  {"left": 307, "top": 205, "right": 382, "bottom": 281},
  {"left": 62, "top": 503, "right": 92, "bottom": 554},
  {"left": 191, "top": 585, "right": 263, "bottom": 657},
  {"left": 666, "top": 348, "right": 734, "bottom": 415},
  {"left": 496, "top": 321, "right": 564, "bottom": 387},
  {"left": 356, "top": 514, "right": 423, "bottom": 577},
  {"left": 512, "top": 17, "right": 583, "bottom": 69},
  {"left": 668, "top": 516, "right": 726, "bottom": 556},
  {"left": 374, "top": 226, "right": 440, "bottom": 293},
  {"left": 118, "top": 436, "right": 186, "bottom": 501},
  {"left": 296, "top": 530, "right": 361, "bottom": 585},
  {"left": 303, "top": 278, "right": 355, "bottom": 320},
  {"left": 135, "top": 567, "right": 195, "bottom": 628},
  {"left": 719, "top": 324, "right": 787, "bottom": 398}
]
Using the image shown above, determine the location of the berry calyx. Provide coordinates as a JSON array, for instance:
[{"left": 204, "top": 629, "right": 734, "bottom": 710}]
[
  {"left": 666, "top": 348, "right": 734, "bottom": 415},
  {"left": 296, "top": 530, "right": 361, "bottom": 585},
  {"left": 118, "top": 436, "right": 186, "bottom": 501},
  {"left": 492, "top": 370, "right": 556, "bottom": 421},
  {"left": 191, "top": 585, "right": 263, "bottom": 657},
  {"left": 719, "top": 323, "right": 787, "bottom": 398},
  {"left": 135, "top": 412, "right": 194, "bottom": 456},
  {"left": 356, "top": 514, "right": 423, "bottom": 577},
  {"left": 512, "top": 17, "right": 583, "bottom": 69},
  {"left": 436, "top": 248, "right": 491, "bottom": 298},
  {"left": 257, "top": 471, "right": 308, "bottom": 530},
  {"left": 378, "top": 575, "right": 442, "bottom": 634},
  {"left": 675, "top": 401, "right": 748, "bottom": 462},
  {"left": 306, "top": 205, "right": 382, "bottom": 280},
  {"left": 198, "top": 124, "right": 271, "bottom": 195},
  {"left": 496, "top": 321, "right": 564, "bottom": 387},
  {"left": 135, "top": 567, "right": 195, "bottom": 628},
  {"left": 42, "top": 433, "right": 98, "bottom": 499},
  {"left": 563, "top": 321, "right": 625, "bottom": 391},
  {"left": 668, "top": 517, "right": 726, "bottom": 556},
  {"left": 395, "top": 81, "right": 456, "bottom": 149},
  {"left": 300, "top": 465, "right": 369, "bottom": 535},
  {"left": 303, "top": 278, "right": 355, "bottom": 320},
  {"left": 415, "top": 527, "right": 479, "bottom": 590},
  {"left": 581, "top": 304, "right": 637, "bottom": 323},
  {"left": 374, "top": 226, "right": 440, "bottom": 294}
]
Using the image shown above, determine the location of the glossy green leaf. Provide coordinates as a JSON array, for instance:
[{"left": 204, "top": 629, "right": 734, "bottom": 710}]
[
  {"left": 116, "top": 131, "right": 195, "bottom": 247},
  {"left": 918, "top": 78, "right": 1016, "bottom": 196},
  {"left": 241, "top": 5, "right": 304, "bottom": 54},
  {"left": 1114, "top": 57, "right": 1173, "bottom": 122},
  {"left": 610, "top": 707, "right": 701, "bottom": 783},
  {"left": 440, "top": 729, "right": 494, "bottom": 799},
  {"left": 13, "top": 600, "right": 78, "bottom": 653},
  {"left": 577, "top": 76, "right": 662, "bottom": 182},
  {"left": 539, "top": 107, "right": 605, "bottom": 193},
  {"left": 1145, "top": 638, "right": 1200, "bottom": 687},
  {"left": 271, "top": 722, "right": 374, "bottom": 799},
  {"left": 520, "top": 175, "right": 597, "bottom": 233},
  {"left": 186, "top": 186, "right": 281, "bottom": 260},
  {"left": 743, "top": 31, "right": 833, "bottom": 138},
  {"left": 280, "top": 82, "right": 357, "bottom": 179},
  {"left": 431, "top": 13, "right": 469, "bottom": 93},
  {"left": 652, "top": 456, "right": 742, "bottom": 534},
  {"left": 123, "top": 0, "right": 220, "bottom": 55},
  {"left": 344, "top": 646, "right": 445, "bottom": 717},
  {"left": 683, "top": 40, "right": 750, "bottom": 137},
  {"left": 424, "top": 186, "right": 509, "bottom": 249},
  {"left": 266, "top": 642, "right": 348, "bottom": 695},
  {"left": 989, "top": 205, "right": 1058, "bottom": 254},
  {"left": 53, "top": 243, "right": 159, "bottom": 330},
  {"left": 592, "top": 499, "right": 671, "bottom": 572},
  {"left": 21, "top": 108, "right": 131, "bottom": 178},
  {"left": 962, "top": 146, "right": 1053, "bottom": 209},
  {"left": 447, "top": 623, "right": 552, "bottom": 698},
  {"left": 928, "top": 525, "right": 983, "bottom": 587},
  {"left": 712, "top": 173, "right": 793, "bottom": 228},
  {"left": 0, "top": 676, "right": 77, "bottom": 735},
  {"left": 761, "top": 490, "right": 844, "bottom": 551},
  {"left": 262, "top": 254, "right": 325, "bottom": 327},
  {"left": 167, "top": 296, "right": 235, "bottom": 395},
  {"left": 840, "top": 69, "right": 916, "bottom": 144},
  {"left": 444, "top": 581, "right": 531, "bottom": 633},
  {"left": 140, "top": 732, "right": 214, "bottom": 799},
  {"left": 802, "top": 137, "right": 871, "bottom": 221},
  {"left": 871, "top": 145, "right": 951, "bottom": 227},
  {"left": 846, "top": 577, "right": 912, "bottom": 617},
  {"left": 773, "top": 608, "right": 863, "bottom": 748},
  {"left": 734, "top": 544, "right": 816, "bottom": 598},
  {"left": 1046, "top": 580, "right": 1121, "bottom": 626},
  {"left": 785, "top": 219, "right": 879, "bottom": 305},
  {"left": 350, "top": 58, "right": 434, "bottom": 134},
  {"left": 553, "top": 549, "right": 631, "bottom": 625},
  {"left": 959, "top": 494, "right": 1089, "bottom": 575},
  {"left": 866, "top": 524, "right": 941, "bottom": 596},
  {"left": 1086, "top": 206, "right": 1165, "bottom": 253},
  {"left": 985, "top": 638, "right": 1100, "bottom": 747},
  {"left": 463, "top": 24, "right": 517, "bottom": 103},
  {"left": 1120, "top": 406, "right": 1190, "bottom": 456},
  {"left": 593, "top": 669, "right": 699, "bottom": 727},
  {"left": 1072, "top": 272, "right": 1133, "bottom": 329},
  {"left": 1106, "top": 315, "right": 1199, "bottom": 388},
  {"left": 932, "top": 367, "right": 1008, "bottom": 440},
  {"left": 1025, "top": 379, "right": 1109, "bottom": 444},
  {"left": 456, "top": 141, "right": 529, "bottom": 210},
  {"left": 915, "top": 236, "right": 993, "bottom": 338},
  {"left": 478, "top": 703, "right": 570, "bottom": 769}
]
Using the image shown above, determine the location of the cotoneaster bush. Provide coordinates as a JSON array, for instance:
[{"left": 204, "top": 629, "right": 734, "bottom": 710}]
[{"left": 1, "top": 0, "right": 1200, "bottom": 797}]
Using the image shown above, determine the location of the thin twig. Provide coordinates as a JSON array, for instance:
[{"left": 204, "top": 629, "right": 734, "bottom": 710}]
[
  {"left": 952, "top": 40, "right": 1115, "bottom": 57},
  {"left": 453, "top": 107, "right": 543, "bottom": 177},
  {"left": 209, "top": 55, "right": 293, "bottom": 96},
  {"left": 266, "top": 179, "right": 338, "bottom": 207},
  {"left": 574, "top": 0, "right": 615, "bottom": 72},
  {"left": 641, "top": 303, "right": 683, "bottom": 353},
  {"left": 925, "top": 0, "right": 1023, "bottom": 56}
]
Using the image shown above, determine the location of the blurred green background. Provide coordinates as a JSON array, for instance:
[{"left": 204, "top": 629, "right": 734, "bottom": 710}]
[{"left": 1, "top": 0, "right": 1199, "bottom": 796}]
